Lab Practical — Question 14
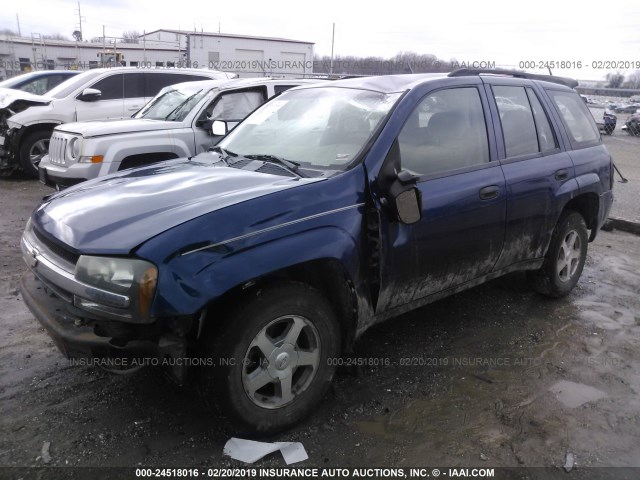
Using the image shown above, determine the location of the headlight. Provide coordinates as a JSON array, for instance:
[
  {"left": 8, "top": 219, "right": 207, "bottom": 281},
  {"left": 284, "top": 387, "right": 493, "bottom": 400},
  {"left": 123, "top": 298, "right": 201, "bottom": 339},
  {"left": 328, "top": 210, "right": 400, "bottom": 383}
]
[
  {"left": 74, "top": 256, "right": 158, "bottom": 322},
  {"left": 67, "top": 137, "right": 80, "bottom": 160}
]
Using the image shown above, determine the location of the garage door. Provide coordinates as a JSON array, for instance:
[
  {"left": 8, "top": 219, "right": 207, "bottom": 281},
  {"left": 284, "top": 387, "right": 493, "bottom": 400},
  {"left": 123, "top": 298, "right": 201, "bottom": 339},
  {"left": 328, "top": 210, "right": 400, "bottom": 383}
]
[
  {"left": 234, "top": 49, "right": 264, "bottom": 77},
  {"left": 279, "top": 52, "right": 307, "bottom": 76}
]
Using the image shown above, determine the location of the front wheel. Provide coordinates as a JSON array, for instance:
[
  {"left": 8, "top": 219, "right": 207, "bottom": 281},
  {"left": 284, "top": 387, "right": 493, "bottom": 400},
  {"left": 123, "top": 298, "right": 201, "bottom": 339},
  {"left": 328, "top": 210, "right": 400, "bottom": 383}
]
[
  {"left": 198, "top": 283, "right": 341, "bottom": 435},
  {"left": 528, "top": 210, "right": 588, "bottom": 298},
  {"left": 19, "top": 130, "right": 52, "bottom": 178}
]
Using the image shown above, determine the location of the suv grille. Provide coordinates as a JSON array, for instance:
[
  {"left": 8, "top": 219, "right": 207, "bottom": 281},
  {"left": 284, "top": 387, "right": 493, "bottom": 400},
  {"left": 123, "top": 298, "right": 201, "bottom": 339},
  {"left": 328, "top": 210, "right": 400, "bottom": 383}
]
[
  {"left": 49, "top": 133, "right": 70, "bottom": 166},
  {"left": 32, "top": 227, "right": 80, "bottom": 266}
]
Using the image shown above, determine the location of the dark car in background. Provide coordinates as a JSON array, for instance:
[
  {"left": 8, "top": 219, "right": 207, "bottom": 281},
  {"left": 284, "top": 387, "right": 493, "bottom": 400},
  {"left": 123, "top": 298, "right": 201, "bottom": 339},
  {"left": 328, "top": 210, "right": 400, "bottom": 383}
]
[
  {"left": 614, "top": 104, "right": 640, "bottom": 114},
  {"left": 588, "top": 106, "right": 617, "bottom": 135},
  {"left": 20, "top": 69, "right": 613, "bottom": 434},
  {"left": 622, "top": 112, "right": 640, "bottom": 135}
]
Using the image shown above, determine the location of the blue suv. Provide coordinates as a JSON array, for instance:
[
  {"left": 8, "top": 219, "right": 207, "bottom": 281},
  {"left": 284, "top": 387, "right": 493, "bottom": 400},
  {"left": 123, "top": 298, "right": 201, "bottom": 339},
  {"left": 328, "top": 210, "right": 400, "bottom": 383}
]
[{"left": 20, "top": 69, "right": 613, "bottom": 434}]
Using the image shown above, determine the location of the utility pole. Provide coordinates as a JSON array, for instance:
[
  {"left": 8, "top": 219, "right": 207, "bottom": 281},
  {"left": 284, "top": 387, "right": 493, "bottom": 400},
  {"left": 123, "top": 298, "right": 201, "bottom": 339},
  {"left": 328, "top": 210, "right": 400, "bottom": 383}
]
[
  {"left": 16, "top": 14, "right": 21, "bottom": 37},
  {"left": 75, "top": 2, "right": 85, "bottom": 41},
  {"left": 186, "top": 33, "right": 190, "bottom": 65},
  {"left": 330, "top": 23, "right": 335, "bottom": 75}
]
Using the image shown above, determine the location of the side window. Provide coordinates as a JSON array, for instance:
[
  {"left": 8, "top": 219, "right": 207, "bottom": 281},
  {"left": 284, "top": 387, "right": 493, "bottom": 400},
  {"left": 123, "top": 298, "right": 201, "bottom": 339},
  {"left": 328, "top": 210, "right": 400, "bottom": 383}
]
[
  {"left": 548, "top": 90, "right": 600, "bottom": 146},
  {"left": 493, "top": 86, "right": 539, "bottom": 157},
  {"left": 144, "top": 73, "right": 207, "bottom": 97},
  {"left": 397, "top": 87, "right": 489, "bottom": 176},
  {"left": 122, "top": 73, "right": 145, "bottom": 99},
  {"left": 274, "top": 85, "right": 297, "bottom": 95},
  {"left": 89, "top": 74, "right": 124, "bottom": 100},
  {"left": 526, "top": 88, "right": 558, "bottom": 153},
  {"left": 204, "top": 89, "right": 267, "bottom": 122}
]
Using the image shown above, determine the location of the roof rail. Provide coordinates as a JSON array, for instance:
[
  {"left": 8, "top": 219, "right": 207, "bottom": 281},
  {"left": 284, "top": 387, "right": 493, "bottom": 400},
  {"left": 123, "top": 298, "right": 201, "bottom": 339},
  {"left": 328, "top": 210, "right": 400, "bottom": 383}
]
[{"left": 448, "top": 68, "right": 579, "bottom": 89}]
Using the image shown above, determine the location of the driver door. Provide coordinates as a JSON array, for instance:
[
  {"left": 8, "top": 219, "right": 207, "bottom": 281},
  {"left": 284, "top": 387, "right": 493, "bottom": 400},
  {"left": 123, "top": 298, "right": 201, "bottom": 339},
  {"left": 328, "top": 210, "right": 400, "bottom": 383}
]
[{"left": 377, "top": 86, "right": 506, "bottom": 312}]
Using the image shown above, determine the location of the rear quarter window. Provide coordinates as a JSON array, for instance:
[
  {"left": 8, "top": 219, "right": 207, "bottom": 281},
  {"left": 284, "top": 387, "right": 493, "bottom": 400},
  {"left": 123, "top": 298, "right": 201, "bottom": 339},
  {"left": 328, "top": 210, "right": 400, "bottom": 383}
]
[{"left": 547, "top": 90, "right": 600, "bottom": 149}]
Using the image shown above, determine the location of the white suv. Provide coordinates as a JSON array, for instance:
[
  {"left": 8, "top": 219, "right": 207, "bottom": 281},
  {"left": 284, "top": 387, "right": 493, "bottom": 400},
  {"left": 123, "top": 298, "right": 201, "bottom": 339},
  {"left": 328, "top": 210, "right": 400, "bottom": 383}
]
[
  {"left": 39, "top": 78, "right": 320, "bottom": 189},
  {"left": 0, "top": 67, "right": 236, "bottom": 177}
]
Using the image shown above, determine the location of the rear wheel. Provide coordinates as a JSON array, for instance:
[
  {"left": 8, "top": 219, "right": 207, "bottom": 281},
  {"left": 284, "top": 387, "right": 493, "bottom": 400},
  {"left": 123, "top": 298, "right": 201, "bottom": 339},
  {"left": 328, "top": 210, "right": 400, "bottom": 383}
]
[
  {"left": 198, "top": 283, "right": 341, "bottom": 435},
  {"left": 19, "top": 130, "right": 52, "bottom": 178},
  {"left": 528, "top": 210, "right": 588, "bottom": 298}
]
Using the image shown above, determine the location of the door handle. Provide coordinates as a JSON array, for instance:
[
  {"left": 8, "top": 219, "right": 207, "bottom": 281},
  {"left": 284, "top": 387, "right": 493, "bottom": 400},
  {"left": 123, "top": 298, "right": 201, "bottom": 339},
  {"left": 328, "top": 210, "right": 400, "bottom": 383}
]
[
  {"left": 555, "top": 169, "right": 569, "bottom": 181},
  {"left": 479, "top": 185, "right": 500, "bottom": 200},
  {"left": 128, "top": 106, "right": 141, "bottom": 111}
]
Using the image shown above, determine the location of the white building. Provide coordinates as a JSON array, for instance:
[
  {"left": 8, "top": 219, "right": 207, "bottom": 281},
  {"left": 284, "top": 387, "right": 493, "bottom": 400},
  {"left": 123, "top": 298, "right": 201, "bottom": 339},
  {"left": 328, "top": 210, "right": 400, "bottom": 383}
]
[{"left": 0, "top": 30, "right": 314, "bottom": 80}]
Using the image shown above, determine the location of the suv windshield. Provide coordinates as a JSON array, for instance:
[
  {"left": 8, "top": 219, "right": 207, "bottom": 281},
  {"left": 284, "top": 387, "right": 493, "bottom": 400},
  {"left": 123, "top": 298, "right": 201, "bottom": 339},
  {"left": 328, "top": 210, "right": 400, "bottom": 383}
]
[
  {"left": 218, "top": 87, "right": 401, "bottom": 170},
  {"left": 135, "top": 84, "right": 208, "bottom": 121}
]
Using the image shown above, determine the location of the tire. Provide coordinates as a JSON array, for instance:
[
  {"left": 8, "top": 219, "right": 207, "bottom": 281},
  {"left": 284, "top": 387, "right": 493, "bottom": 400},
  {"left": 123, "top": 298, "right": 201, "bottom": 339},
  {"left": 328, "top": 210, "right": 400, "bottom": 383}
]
[
  {"left": 198, "top": 282, "right": 341, "bottom": 435},
  {"left": 628, "top": 122, "right": 640, "bottom": 136},
  {"left": 19, "top": 130, "right": 52, "bottom": 178},
  {"left": 528, "top": 210, "right": 588, "bottom": 298}
]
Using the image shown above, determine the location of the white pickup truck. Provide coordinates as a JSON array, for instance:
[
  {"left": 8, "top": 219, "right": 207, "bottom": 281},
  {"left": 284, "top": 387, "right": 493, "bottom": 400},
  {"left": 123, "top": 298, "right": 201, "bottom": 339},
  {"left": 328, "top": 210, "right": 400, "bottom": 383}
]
[{"left": 39, "top": 78, "right": 320, "bottom": 189}]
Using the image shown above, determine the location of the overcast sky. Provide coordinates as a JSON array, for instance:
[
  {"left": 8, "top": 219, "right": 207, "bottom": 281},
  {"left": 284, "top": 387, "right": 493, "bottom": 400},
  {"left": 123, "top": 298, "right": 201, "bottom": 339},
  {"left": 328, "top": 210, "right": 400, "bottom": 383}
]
[{"left": 3, "top": 0, "right": 640, "bottom": 81}]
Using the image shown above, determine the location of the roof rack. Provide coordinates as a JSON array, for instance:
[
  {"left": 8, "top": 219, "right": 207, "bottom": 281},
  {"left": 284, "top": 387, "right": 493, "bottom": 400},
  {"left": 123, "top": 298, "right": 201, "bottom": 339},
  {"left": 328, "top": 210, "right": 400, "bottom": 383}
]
[{"left": 448, "top": 68, "right": 578, "bottom": 89}]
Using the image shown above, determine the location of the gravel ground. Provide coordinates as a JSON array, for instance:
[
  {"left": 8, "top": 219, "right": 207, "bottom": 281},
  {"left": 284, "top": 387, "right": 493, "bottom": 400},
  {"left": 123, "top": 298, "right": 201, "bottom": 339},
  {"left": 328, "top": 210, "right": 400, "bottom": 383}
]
[{"left": 0, "top": 159, "right": 639, "bottom": 479}]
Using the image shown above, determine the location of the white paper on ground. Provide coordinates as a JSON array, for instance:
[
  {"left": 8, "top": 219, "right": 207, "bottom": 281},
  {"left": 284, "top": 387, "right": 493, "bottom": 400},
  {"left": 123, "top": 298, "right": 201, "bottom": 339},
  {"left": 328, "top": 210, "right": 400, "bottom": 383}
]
[{"left": 223, "top": 438, "right": 308, "bottom": 465}]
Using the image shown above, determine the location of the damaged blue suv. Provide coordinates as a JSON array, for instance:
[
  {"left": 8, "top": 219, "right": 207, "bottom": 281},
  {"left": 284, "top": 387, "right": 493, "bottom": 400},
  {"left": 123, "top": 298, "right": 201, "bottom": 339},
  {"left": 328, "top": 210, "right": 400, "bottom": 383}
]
[{"left": 20, "top": 69, "right": 613, "bottom": 434}]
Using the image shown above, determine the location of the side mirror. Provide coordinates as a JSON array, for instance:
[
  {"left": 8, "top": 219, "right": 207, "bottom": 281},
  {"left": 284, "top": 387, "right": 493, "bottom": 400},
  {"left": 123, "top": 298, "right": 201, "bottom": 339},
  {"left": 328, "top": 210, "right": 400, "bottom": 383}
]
[
  {"left": 211, "top": 120, "right": 227, "bottom": 136},
  {"left": 392, "top": 187, "right": 422, "bottom": 224},
  {"left": 387, "top": 169, "right": 422, "bottom": 225},
  {"left": 78, "top": 88, "right": 101, "bottom": 102}
]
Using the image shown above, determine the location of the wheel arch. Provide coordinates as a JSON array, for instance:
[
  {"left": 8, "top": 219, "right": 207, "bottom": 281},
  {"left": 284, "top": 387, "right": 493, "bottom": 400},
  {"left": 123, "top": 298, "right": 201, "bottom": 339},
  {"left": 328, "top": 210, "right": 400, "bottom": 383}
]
[
  {"left": 199, "top": 257, "right": 359, "bottom": 354},
  {"left": 562, "top": 193, "right": 599, "bottom": 241},
  {"left": 13, "top": 122, "right": 59, "bottom": 151}
]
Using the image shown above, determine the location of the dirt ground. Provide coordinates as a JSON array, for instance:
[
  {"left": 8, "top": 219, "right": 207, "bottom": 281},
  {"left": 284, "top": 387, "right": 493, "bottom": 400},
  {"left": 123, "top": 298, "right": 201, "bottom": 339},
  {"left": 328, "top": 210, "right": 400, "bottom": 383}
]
[{"left": 1, "top": 170, "right": 639, "bottom": 478}]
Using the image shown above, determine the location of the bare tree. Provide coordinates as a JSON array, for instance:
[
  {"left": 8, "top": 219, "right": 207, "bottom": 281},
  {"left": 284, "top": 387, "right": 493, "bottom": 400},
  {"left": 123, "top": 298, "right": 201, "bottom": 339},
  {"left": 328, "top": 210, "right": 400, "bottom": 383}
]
[
  {"left": 622, "top": 71, "right": 640, "bottom": 89},
  {"left": 122, "top": 31, "right": 140, "bottom": 44},
  {"left": 0, "top": 28, "right": 17, "bottom": 36},
  {"left": 72, "top": 30, "right": 82, "bottom": 41},
  {"left": 605, "top": 72, "right": 625, "bottom": 89}
]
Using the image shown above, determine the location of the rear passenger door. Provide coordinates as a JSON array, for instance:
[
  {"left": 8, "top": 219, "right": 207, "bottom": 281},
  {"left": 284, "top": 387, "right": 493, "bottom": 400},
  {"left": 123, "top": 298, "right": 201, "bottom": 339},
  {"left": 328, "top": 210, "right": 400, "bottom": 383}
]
[
  {"left": 484, "top": 80, "right": 577, "bottom": 269},
  {"left": 378, "top": 86, "right": 506, "bottom": 311}
]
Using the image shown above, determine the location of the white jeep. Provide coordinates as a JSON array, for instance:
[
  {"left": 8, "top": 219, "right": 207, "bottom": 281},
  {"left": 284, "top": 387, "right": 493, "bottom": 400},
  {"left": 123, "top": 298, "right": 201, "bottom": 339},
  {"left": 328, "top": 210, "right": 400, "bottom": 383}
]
[
  {"left": 0, "top": 67, "right": 236, "bottom": 177},
  {"left": 38, "top": 78, "right": 320, "bottom": 189}
]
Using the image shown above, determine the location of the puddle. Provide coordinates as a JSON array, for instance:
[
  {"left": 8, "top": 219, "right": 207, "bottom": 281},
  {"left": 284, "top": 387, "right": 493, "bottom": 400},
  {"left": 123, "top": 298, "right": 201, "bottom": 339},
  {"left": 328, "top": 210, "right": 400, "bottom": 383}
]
[{"left": 548, "top": 380, "right": 608, "bottom": 408}]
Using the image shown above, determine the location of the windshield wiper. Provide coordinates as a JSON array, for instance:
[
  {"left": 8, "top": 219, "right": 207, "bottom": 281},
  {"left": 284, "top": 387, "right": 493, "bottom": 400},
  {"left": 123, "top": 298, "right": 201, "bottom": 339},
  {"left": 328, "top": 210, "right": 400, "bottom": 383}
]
[
  {"left": 244, "top": 154, "right": 307, "bottom": 178},
  {"left": 208, "top": 146, "right": 237, "bottom": 166}
]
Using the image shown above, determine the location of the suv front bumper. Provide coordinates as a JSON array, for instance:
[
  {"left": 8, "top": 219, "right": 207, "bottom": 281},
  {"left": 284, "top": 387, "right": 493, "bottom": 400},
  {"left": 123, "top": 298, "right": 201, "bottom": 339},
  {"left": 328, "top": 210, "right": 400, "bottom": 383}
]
[
  {"left": 20, "top": 273, "right": 161, "bottom": 362},
  {"left": 39, "top": 156, "right": 96, "bottom": 189}
]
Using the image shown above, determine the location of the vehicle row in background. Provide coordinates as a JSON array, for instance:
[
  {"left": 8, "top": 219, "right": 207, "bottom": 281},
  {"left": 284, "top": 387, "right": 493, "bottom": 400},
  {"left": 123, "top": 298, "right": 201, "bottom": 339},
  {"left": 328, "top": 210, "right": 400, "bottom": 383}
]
[
  {"left": 0, "top": 68, "right": 237, "bottom": 177},
  {"left": 39, "top": 78, "right": 322, "bottom": 189}
]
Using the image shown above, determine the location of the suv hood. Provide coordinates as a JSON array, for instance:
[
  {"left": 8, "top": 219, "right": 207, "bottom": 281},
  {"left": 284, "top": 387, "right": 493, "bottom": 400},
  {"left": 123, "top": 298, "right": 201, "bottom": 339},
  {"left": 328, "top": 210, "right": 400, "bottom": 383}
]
[
  {"left": 33, "top": 159, "right": 322, "bottom": 254},
  {"left": 57, "top": 118, "right": 185, "bottom": 137},
  {"left": 0, "top": 88, "right": 51, "bottom": 112}
]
